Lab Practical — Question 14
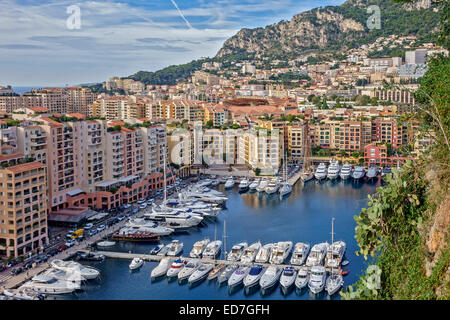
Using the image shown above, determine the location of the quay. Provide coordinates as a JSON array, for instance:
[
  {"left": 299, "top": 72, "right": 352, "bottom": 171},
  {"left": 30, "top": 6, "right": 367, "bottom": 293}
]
[{"left": 81, "top": 249, "right": 341, "bottom": 274}]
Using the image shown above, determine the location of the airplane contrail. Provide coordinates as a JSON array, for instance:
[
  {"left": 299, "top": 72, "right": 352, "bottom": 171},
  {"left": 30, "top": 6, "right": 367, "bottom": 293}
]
[{"left": 170, "top": 0, "right": 193, "bottom": 29}]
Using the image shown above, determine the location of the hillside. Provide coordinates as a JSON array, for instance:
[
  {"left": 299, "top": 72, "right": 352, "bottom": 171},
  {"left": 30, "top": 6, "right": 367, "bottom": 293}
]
[
  {"left": 216, "top": 0, "right": 440, "bottom": 63},
  {"left": 126, "top": 0, "right": 440, "bottom": 85}
]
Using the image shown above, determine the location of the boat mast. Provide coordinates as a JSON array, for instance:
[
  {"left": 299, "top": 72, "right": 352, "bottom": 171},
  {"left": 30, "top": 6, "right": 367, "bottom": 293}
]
[
  {"left": 223, "top": 220, "right": 227, "bottom": 260},
  {"left": 213, "top": 225, "right": 217, "bottom": 265},
  {"left": 331, "top": 217, "right": 335, "bottom": 244},
  {"left": 163, "top": 147, "right": 167, "bottom": 203}
]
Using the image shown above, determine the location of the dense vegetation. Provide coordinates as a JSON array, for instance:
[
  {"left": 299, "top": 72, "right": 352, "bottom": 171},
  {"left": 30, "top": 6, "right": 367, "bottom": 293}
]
[{"left": 128, "top": 58, "right": 213, "bottom": 85}]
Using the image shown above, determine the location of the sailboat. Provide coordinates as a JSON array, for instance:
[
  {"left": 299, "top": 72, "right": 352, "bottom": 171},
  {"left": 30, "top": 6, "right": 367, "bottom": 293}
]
[
  {"left": 208, "top": 224, "right": 226, "bottom": 281},
  {"left": 279, "top": 142, "right": 292, "bottom": 198},
  {"left": 325, "top": 218, "right": 344, "bottom": 296},
  {"left": 300, "top": 122, "right": 314, "bottom": 182}
]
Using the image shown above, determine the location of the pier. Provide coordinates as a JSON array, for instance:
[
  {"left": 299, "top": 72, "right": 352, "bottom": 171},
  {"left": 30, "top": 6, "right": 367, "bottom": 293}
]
[
  {"left": 287, "top": 170, "right": 303, "bottom": 186},
  {"left": 81, "top": 249, "right": 341, "bottom": 274}
]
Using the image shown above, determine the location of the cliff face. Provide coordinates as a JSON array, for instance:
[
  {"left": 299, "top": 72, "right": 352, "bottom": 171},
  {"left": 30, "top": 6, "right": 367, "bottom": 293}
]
[
  {"left": 215, "top": 0, "right": 438, "bottom": 61},
  {"left": 217, "top": 8, "right": 364, "bottom": 58}
]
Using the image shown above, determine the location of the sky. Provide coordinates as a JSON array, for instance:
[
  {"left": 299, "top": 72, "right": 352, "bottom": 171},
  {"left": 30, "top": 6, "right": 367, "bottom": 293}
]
[{"left": 0, "top": 0, "right": 345, "bottom": 86}]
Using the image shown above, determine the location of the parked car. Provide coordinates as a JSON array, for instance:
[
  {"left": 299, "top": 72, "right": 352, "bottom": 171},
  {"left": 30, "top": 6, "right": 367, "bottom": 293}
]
[
  {"left": 35, "top": 255, "right": 48, "bottom": 263},
  {"left": 88, "top": 230, "right": 97, "bottom": 237},
  {"left": 96, "top": 225, "right": 105, "bottom": 232},
  {"left": 47, "top": 248, "right": 58, "bottom": 256},
  {"left": 57, "top": 244, "right": 68, "bottom": 252},
  {"left": 117, "top": 216, "right": 125, "bottom": 221},
  {"left": 83, "top": 223, "right": 94, "bottom": 230},
  {"left": 23, "top": 262, "right": 34, "bottom": 270},
  {"left": 65, "top": 239, "right": 75, "bottom": 247},
  {"left": 11, "top": 267, "right": 23, "bottom": 275}
]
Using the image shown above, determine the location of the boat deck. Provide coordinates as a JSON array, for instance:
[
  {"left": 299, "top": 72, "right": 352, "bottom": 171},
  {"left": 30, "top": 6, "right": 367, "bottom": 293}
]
[{"left": 82, "top": 249, "right": 341, "bottom": 274}]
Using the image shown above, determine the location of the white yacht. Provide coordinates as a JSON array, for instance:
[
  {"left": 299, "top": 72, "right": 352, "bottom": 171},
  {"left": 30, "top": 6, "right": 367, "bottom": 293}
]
[
  {"left": 51, "top": 260, "right": 100, "bottom": 280},
  {"left": 20, "top": 275, "right": 80, "bottom": 295},
  {"left": 290, "top": 242, "right": 310, "bottom": 266},
  {"left": 240, "top": 242, "right": 262, "bottom": 263},
  {"left": 238, "top": 178, "right": 250, "bottom": 191},
  {"left": 279, "top": 266, "right": 297, "bottom": 292},
  {"left": 352, "top": 165, "right": 365, "bottom": 180},
  {"left": 308, "top": 265, "right": 327, "bottom": 294},
  {"left": 265, "top": 179, "right": 280, "bottom": 195},
  {"left": 177, "top": 259, "right": 200, "bottom": 281},
  {"left": 129, "top": 257, "right": 144, "bottom": 270},
  {"left": 151, "top": 257, "right": 173, "bottom": 278},
  {"left": 202, "top": 240, "right": 222, "bottom": 259},
  {"left": 326, "top": 273, "right": 344, "bottom": 296},
  {"left": 305, "top": 242, "right": 329, "bottom": 267},
  {"left": 40, "top": 267, "right": 86, "bottom": 282},
  {"left": 243, "top": 265, "right": 265, "bottom": 288},
  {"left": 339, "top": 163, "right": 352, "bottom": 180},
  {"left": 188, "top": 263, "right": 213, "bottom": 285},
  {"left": 217, "top": 265, "right": 238, "bottom": 285},
  {"left": 279, "top": 183, "right": 292, "bottom": 198},
  {"left": 167, "top": 240, "right": 184, "bottom": 256},
  {"left": 189, "top": 239, "right": 210, "bottom": 258},
  {"left": 228, "top": 266, "right": 250, "bottom": 288},
  {"left": 97, "top": 240, "right": 116, "bottom": 247},
  {"left": 125, "top": 218, "right": 174, "bottom": 236},
  {"left": 259, "top": 266, "right": 282, "bottom": 290},
  {"left": 166, "top": 259, "right": 187, "bottom": 278},
  {"left": 224, "top": 178, "right": 235, "bottom": 189},
  {"left": 144, "top": 210, "right": 203, "bottom": 228},
  {"left": 325, "top": 241, "right": 346, "bottom": 269},
  {"left": 367, "top": 165, "right": 378, "bottom": 180},
  {"left": 295, "top": 266, "right": 309, "bottom": 289},
  {"left": 256, "top": 179, "right": 269, "bottom": 192},
  {"left": 314, "top": 163, "right": 328, "bottom": 180},
  {"left": 327, "top": 160, "right": 341, "bottom": 180},
  {"left": 255, "top": 243, "right": 274, "bottom": 263},
  {"left": 249, "top": 179, "right": 260, "bottom": 191},
  {"left": 227, "top": 242, "right": 248, "bottom": 262},
  {"left": 269, "top": 241, "right": 293, "bottom": 264}
]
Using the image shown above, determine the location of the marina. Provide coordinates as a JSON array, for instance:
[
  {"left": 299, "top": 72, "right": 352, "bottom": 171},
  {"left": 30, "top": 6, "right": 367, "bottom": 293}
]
[{"left": 24, "top": 176, "right": 381, "bottom": 300}]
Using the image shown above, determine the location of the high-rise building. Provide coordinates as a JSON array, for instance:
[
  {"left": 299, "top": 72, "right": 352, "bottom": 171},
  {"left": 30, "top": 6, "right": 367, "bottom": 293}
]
[{"left": 0, "top": 155, "right": 48, "bottom": 259}]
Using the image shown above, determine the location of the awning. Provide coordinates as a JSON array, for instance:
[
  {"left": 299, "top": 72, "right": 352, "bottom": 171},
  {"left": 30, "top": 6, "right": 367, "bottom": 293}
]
[{"left": 66, "top": 188, "right": 84, "bottom": 197}]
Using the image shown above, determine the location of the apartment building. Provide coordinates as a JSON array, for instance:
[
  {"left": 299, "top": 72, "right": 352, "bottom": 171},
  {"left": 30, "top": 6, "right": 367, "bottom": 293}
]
[
  {"left": 66, "top": 87, "right": 96, "bottom": 115},
  {"left": 239, "top": 129, "right": 282, "bottom": 174},
  {"left": 0, "top": 156, "right": 47, "bottom": 258},
  {"left": 91, "top": 96, "right": 129, "bottom": 120},
  {"left": 16, "top": 125, "right": 48, "bottom": 165},
  {"left": 40, "top": 118, "right": 80, "bottom": 211},
  {"left": 204, "top": 104, "right": 229, "bottom": 127},
  {"left": 287, "top": 125, "right": 304, "bottom": 164},
  {"left": 0, "top": 95, "right": 43, "bottom": 113},
  {"left": 336, "top": 121, "right": 362, "bottom": 153},
  {"left": 371, "top": 118, "right": 410, "bottom": 149}
]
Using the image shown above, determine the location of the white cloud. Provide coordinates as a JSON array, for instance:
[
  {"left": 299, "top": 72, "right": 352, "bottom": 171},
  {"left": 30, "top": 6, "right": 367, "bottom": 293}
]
[{"left": 0, "top": 0, "right": 340, "bottom": 85}]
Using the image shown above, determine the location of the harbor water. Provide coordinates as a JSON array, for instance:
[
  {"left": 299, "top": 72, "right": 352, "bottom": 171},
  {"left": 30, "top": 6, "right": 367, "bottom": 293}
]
[{"left": 60, "top": 179, "right": 380, "bottom": 300}]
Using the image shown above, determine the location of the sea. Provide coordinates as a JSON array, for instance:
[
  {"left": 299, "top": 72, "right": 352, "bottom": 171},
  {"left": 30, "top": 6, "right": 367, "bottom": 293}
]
[{"left": 57, "top": 178, "right": 380, "bottom": 300}]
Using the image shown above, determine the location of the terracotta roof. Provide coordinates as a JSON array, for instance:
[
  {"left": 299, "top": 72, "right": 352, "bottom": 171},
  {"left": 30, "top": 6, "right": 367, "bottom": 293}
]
[
  {"left": 0, "top": 153, "right": 24, "bottom": 161},
  {"left": 66, "top": 113, "right": 86, "bottom": 119},
  {"left": 26, "top": 106, "right": 49, "bottom": 113},
  {"left": 5, "top": 161, "right": 45, "bottom": 173}
]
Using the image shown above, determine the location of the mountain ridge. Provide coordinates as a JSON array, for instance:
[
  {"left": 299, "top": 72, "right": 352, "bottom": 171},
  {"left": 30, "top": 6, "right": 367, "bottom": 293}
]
[{"left": 127, "top": 0, "right": 440, "bottom": 85}]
